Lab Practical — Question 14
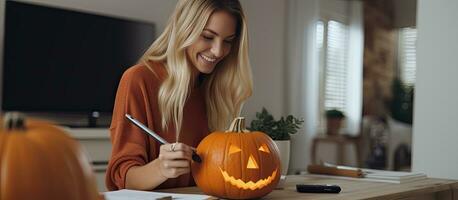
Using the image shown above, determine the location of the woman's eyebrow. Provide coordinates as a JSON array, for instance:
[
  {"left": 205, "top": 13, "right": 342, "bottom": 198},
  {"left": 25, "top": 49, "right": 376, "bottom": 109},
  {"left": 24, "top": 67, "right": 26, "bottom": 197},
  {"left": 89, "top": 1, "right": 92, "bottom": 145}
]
[{"left": 203, "top": 28, "right": 236, "bottom": 39}]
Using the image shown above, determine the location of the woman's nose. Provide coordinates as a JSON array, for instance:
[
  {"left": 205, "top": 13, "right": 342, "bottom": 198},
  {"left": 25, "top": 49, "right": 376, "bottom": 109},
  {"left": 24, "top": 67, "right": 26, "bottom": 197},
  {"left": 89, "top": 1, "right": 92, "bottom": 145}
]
[{"left": 210, "top": 41, "right": 224, "bottom": 58}]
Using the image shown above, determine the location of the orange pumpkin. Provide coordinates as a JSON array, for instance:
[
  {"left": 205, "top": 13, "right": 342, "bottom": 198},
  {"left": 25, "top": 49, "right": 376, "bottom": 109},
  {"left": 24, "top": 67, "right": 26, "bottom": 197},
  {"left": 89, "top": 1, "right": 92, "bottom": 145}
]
[
  {"left": 191, "top": 117, "right": 281, "bottom": 199},
  {"left": 0, "top": 112, "right": 100, "bottom": 200}
]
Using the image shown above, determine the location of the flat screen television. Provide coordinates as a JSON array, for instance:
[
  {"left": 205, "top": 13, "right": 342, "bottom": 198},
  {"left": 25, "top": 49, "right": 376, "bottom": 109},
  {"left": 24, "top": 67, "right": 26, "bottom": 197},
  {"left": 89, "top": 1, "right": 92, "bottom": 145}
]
[{"left": 2, "top": 1, "right": 155, "bottom": 126}]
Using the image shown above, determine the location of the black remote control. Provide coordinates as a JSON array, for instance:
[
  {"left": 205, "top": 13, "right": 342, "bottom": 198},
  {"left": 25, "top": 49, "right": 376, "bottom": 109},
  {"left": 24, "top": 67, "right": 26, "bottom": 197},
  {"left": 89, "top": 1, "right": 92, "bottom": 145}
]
[{"left": 296, "top": 184, "right": 341, "bottom": 193}]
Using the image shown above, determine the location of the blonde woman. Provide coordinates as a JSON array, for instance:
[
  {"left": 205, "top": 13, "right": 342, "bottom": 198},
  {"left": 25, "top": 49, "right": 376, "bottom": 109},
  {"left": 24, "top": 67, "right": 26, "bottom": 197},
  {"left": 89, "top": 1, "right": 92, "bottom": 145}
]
[{"left": 106, "top": 0, "right": 253, "bottom": 191}]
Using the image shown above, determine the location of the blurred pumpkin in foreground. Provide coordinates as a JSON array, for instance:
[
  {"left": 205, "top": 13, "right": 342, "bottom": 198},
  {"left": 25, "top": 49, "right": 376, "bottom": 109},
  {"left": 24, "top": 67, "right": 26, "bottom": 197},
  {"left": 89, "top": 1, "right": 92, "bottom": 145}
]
[
  {"left": 192, "top": 117, "right": 281, "bottom": 199},
  {"left": 0, "top": 112, "right": 100, "bottom": 200}
]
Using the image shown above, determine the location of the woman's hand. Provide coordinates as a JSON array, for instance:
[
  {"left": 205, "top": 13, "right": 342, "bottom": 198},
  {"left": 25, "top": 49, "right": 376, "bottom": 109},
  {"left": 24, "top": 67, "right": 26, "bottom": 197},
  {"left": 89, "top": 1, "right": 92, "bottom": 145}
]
[
  {"left": 125, "top": 142, "right": 195, "bottom": 190},
  {"left": 157, "top": 143, "right": 194, "bottom": 178}
]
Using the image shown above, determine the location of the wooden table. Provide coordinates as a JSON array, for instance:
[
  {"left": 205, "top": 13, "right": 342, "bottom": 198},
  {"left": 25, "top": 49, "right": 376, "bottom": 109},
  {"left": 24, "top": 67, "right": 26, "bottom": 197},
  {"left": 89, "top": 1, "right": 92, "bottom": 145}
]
[{"left": 160, "top": 175, "right": 458, "bottom": 200}]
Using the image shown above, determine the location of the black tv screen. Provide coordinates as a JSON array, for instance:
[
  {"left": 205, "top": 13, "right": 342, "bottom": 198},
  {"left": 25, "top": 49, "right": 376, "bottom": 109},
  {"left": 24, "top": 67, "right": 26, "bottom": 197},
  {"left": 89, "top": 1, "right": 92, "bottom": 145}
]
[{"left": 2, "top": 1, "right": 155, "bottom": 113}]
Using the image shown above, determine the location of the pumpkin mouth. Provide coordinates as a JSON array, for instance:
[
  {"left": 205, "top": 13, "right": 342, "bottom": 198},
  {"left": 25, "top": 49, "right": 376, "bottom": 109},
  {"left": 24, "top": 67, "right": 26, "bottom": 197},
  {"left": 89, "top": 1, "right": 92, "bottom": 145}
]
[{"left": 219, "top": 167, "right": 278, "bottom": 190}]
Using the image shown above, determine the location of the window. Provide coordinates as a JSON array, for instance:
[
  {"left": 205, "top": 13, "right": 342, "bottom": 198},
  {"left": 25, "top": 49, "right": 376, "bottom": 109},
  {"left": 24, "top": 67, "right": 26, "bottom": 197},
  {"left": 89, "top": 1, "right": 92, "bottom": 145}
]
[
  {"left": 316, "top": 20, "right": 349, "bottom": 116},
  {"left": 398, "top": 27, "right": 417, "bottom": 86}
]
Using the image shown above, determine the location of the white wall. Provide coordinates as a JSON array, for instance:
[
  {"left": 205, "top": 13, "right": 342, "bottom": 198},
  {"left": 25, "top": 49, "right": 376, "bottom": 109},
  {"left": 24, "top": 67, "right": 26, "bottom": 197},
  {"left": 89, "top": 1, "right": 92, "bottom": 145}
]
[
  {"left": 240, "top": 0, "right": 287, "bottom": 120},
  {"left": 3, "top": 0, "right": 178, "bottom": 31},
  {"left": 412, "top": 0, "right": 458, "bottom": 179},
  {"left": 0, "top": 0, "right": 287, "bottom": 121}
]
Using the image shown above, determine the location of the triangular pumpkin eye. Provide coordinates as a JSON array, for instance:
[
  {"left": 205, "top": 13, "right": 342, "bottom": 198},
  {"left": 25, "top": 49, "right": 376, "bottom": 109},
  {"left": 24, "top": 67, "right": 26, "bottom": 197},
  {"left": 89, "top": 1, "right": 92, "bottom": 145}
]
[
  {"left": 229, "top": 145, "right": 241, "bottom": 155},
  {"left": 258, "top": 144, "right": 270, "bottom": 153}
]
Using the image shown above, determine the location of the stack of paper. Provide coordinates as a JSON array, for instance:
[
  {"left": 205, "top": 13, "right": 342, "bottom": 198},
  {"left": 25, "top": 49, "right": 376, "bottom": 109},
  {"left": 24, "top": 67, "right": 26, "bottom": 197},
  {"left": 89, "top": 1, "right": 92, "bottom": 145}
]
[
  {"left": 362, "top": 168, "right": 427, "bottom": 183},
  {"left": 304, "top": 164, "right": 427, "bottom": 184},
  {"left": 104, "top": 189, "right": 213, "bottom": 200}
]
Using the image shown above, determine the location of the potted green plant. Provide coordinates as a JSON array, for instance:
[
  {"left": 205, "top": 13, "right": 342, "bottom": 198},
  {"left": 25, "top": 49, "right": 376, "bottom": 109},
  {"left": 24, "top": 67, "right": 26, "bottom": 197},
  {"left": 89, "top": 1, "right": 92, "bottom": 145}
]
[
  {"left": 325, "top": 109, "right": 345, "bottom": 136},
  {"left": 390, "top": 78, "right": 414, "bottom": 124},
  {"left": 249, "top": 108, "right": 303, "bottom": 175}
]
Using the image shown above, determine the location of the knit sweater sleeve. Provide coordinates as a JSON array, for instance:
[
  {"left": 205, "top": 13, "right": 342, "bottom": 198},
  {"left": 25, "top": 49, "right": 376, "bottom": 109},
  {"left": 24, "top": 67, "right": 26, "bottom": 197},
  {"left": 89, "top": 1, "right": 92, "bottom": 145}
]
[{"left": 105, "top": 65, "right": 156, "bottom": 191}]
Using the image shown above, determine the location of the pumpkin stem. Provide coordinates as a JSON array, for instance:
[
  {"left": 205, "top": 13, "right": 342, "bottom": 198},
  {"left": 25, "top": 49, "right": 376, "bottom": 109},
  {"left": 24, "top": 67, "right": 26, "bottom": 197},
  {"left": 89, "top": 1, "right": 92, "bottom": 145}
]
[
  {"left": 226, "top": 117, "right": 249, "bottom": 133},
  {"left": 3, "top": 112, "right": 26, "bottom": 130}
]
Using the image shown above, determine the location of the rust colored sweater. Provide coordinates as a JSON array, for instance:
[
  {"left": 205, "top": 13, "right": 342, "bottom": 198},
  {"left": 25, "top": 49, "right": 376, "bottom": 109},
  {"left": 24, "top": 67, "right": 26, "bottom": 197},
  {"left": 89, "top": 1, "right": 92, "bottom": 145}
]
[{"left": 105, "top": 61, "right": 209, "bottom": 191}]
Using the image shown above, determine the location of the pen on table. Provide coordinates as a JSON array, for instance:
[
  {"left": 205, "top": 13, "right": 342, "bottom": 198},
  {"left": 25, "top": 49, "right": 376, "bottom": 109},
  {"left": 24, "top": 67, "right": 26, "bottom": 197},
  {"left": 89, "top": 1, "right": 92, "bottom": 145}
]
[
  {"left": 323, "top": 162, "right": 364, "bottom": 172},
  {"left": 307, "top": 163, "right": 364, "bottom": 178},
  {"left": 125, "top": 114, "right": 202, "bottom": 163}
]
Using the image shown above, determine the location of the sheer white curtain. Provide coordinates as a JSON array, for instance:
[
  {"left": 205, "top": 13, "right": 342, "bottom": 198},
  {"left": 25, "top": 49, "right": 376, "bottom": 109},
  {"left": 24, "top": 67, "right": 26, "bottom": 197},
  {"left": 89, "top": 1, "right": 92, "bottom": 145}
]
[
  {"left": 285, "top": 0, "right": 320, "bottom": 173},
  {"left": 345, "top": 1, "right": 364, "bottom": 135},
  {"left": 317, "top": 1, "right": 363, "bottom": 135},
  {"left": 285, "top": 0, "right": 363, "bottom": 172}
]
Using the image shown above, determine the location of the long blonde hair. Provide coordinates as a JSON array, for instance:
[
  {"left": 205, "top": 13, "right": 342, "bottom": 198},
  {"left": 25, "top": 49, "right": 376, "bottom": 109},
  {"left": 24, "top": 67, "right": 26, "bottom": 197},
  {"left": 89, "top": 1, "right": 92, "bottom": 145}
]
[{"left": 139, "top": 0, "right": 252, "bottom": 139}]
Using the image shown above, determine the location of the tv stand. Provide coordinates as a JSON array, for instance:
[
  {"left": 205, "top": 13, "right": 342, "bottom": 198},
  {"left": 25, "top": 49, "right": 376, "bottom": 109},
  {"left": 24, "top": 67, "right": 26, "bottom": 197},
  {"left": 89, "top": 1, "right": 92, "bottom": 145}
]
[
  {"left": 63, "top": 127, "right": 111, "bottom": 192},
  {"left": 19, "top": 111, "right": 111, "bottom": 128}
]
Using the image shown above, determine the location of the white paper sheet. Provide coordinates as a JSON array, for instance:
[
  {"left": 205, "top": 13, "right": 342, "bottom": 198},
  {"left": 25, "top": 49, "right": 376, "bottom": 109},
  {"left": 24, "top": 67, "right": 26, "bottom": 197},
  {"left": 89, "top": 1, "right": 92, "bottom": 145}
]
[{"left": 104, "top": 189, "right": 213, "bottom": 200}]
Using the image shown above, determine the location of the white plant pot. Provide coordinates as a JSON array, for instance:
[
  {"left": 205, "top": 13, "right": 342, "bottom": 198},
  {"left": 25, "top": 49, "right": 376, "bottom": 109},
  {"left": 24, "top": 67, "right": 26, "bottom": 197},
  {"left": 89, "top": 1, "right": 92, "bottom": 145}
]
[{"left": 274, "top": 140, "right": 290, "bottom": 175}]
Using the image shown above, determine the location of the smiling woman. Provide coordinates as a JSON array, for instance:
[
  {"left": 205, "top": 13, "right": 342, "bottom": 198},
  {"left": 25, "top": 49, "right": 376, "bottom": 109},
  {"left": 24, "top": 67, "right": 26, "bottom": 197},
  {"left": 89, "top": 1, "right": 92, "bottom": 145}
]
[
  {"left": 106, "top": 0, "right": 253, "bottom": 191},
  {"left": 186, "top": 11, "right": 237, "bottom": 74}
]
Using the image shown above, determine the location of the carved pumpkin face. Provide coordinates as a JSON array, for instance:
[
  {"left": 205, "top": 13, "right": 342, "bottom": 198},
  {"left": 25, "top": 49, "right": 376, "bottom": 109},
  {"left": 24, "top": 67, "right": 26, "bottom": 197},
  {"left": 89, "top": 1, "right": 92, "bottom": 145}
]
[
  {"left": 0, "top": 113, "right": 99, "bottom": 200},
  {"left": 192, "top": 117, "right": 281, "bottom": 199}
]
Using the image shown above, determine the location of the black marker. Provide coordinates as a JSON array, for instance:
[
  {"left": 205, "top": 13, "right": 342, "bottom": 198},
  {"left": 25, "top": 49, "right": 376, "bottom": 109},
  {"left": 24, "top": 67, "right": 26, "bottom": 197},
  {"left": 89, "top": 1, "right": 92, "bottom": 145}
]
[
  {"left": 296, "top": 184, "right": 341, "bottom": 193},
  {"left": 125, "top": 114, "right": 202, "bottom": 163}
]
